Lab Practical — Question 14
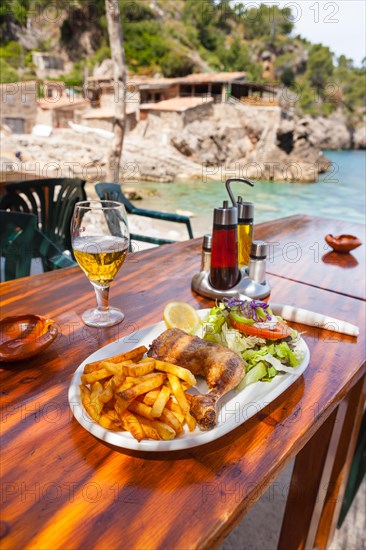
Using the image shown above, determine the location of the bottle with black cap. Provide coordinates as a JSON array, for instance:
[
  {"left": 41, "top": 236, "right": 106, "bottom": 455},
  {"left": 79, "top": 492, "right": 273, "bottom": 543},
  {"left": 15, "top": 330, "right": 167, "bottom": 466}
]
[
  {"left": 247, "top": 240, "right": 268, "bottom": 285},
  {"left": 237, "top": 196, "right": 254, "bottom": 269},
  {"left": 210, "top": 200, "right": 239, "bottom": 290}
]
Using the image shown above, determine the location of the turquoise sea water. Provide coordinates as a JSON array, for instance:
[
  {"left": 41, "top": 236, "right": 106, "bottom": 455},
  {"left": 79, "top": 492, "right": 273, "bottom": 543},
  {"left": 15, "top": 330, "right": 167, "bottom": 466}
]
[{"left": 135, "top": 150, "right": 366, "bottom": 237}]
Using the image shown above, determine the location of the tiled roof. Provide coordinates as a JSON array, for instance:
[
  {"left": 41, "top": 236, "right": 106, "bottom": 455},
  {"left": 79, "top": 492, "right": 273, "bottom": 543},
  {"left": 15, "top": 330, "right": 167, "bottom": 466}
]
[
  {"left": 140, "top": 96, "right": 213, "bottom": 112},
  {"left": 38, "top": 96, "right": 88, "bottom": 110},
  {"left": 178, "top": 71, "right": 246, "bottom": 84},
  {"left": 87, "top": 71, "right": 247, "bottom": 87}
]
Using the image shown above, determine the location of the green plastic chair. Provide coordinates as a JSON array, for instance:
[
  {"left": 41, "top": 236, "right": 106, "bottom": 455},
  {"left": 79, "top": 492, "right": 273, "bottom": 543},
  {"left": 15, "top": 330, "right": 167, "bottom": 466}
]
[
  {"left": 337, "top": 410, "right": 366, "bottom": 527},
  {"left": 0, "top": 210, "right": 76, "bottom": 281},
  {"left": 0, "top": 178, "right": 87, "bottom": 252},
  {"left": 95, "top": 182, "right": 194, "bottom": 246}
]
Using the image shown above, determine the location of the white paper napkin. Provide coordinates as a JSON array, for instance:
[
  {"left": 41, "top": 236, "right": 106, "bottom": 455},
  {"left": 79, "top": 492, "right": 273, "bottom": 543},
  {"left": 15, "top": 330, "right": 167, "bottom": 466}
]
[{"left": 269, "top": 303, "right": 359, "bottom": 337}]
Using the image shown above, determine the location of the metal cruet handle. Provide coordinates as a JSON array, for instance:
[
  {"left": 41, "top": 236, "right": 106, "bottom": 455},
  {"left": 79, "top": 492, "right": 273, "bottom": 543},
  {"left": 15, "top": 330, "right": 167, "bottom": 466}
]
[{"left": 225, "top": 177, "right": 255, "bottom": 207}]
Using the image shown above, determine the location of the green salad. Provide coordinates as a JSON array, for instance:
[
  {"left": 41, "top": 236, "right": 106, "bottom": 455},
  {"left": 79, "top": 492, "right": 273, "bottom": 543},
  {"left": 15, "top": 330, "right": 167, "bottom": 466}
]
[{"left": 194, "top": 299, "right": 304, "bottom": 390}]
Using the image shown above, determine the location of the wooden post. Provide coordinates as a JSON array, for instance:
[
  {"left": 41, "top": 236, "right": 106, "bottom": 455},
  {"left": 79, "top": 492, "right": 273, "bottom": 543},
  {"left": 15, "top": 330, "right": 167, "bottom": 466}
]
[{"left": 105, "top": 0, "right": 127, "bottom": 183}]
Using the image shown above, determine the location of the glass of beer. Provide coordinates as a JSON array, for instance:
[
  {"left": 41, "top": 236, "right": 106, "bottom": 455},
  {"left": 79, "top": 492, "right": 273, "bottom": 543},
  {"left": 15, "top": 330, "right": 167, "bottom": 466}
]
[{"left": 71, "top": 200, "right": 129, "bottom": 327}]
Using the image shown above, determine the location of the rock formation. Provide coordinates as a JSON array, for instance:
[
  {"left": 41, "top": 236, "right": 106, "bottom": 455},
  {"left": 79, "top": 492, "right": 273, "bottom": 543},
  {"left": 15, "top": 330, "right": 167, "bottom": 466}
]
[
  {"left": 1, "top": 102, "right": 346, "bottom": 184},
  {"left": 353, "top": 123, "right": 366, "bottom": 149}
]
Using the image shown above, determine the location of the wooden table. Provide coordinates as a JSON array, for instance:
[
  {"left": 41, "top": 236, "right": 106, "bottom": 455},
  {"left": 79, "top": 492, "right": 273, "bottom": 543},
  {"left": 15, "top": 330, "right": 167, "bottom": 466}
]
[{"left": 1, "top": 215, "right": 365, "bottom": 550}]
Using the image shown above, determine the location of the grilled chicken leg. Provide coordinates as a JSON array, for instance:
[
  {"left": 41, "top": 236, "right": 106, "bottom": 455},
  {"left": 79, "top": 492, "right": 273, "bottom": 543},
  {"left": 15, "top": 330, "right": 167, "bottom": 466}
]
[{"left": 148, "top": 328, "right": 244, "bottom": 429}]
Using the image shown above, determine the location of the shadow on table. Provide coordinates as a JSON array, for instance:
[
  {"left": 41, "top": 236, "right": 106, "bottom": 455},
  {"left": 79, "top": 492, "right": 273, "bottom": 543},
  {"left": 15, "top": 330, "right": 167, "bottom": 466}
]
[{"left": 322, "top": 251, "right": 359, "bottom": 269}]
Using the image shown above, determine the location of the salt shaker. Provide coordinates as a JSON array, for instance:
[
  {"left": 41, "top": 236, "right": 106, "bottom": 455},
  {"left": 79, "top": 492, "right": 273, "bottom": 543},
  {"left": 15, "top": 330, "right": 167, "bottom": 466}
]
[
  {"left": 247, "top": 240, "right": 268, "bottom": 284},
  {"left": 200, "top": 234, "right": 212, "bottom": 272}
]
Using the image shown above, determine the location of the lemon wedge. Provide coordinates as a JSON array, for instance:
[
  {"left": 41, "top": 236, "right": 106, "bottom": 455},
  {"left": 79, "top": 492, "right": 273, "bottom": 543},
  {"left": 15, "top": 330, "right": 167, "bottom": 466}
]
[{"left": 163, "top": 301, "right": 200, "bottom": 332}]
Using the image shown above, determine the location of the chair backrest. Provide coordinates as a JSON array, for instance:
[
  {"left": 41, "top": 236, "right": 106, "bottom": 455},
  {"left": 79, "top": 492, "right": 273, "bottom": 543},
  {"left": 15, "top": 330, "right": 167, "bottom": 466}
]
[
  {"left": 0, "top": 178, "right": 87, "bottom": 251},
  {"left": 95, "top": 182, "right": 193, "bottom": 246},
  {"left": 0, "top": 211, "right": 37, "bottom": 280},
  {"left": 95, "top": 182, "right": 134, "bottom": 213},
  {"left": 0, "top": 210, "right": 76, "bottom": 281}
]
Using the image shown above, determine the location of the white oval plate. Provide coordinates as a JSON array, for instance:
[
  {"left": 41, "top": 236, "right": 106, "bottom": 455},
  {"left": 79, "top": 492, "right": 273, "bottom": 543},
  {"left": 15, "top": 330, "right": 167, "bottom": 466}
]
[{"left": 68, "top": 310, "right": 310, "bottom": 452}]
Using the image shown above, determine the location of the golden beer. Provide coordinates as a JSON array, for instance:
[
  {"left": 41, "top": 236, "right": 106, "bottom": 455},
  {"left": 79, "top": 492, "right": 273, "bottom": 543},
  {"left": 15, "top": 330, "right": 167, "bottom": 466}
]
[{"left": 73, "top": 236, "right": 128, "bottom": 286}]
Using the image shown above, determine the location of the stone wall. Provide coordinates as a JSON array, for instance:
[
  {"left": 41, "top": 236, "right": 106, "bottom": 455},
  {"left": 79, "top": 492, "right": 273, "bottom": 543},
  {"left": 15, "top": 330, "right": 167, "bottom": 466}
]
[{"left": 0, "top": 81, "right": 38, "bottom": 133}]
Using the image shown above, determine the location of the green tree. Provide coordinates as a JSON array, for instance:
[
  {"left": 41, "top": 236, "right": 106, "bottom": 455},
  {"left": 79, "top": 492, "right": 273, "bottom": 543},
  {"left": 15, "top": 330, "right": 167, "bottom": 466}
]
[
  {"left": 281, "top": 67, "right": 295, "bottom": 87},
  {"left": 306, "top": 43, "right": 334, "bottom": 89},
  {"left": 243, "top": 4, "right": 293, "bottom": 41},
  {"left": 218, "top": 37, "right": 262, "bottom": 79},
  {"left": 183, "top": 0, "right": 219, "bottom": 51},
  {"left": 0, "top": 57, "right": 18, "bottom": 82}
]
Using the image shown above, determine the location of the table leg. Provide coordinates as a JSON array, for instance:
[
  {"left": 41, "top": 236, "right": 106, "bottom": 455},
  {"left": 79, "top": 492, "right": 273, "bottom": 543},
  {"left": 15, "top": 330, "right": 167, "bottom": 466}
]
[
  {"left": 314, "top": 373, "right": 366, "bottom": 549},
  {"left": 278, "top": 373, "right": 366, "bottom": 550}
]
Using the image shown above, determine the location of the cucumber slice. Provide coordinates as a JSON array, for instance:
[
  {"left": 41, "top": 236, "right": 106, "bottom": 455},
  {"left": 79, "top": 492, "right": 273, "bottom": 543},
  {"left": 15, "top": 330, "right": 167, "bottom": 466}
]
[{"left": 230, "top": 310, "right": 255, "bottom": 325}]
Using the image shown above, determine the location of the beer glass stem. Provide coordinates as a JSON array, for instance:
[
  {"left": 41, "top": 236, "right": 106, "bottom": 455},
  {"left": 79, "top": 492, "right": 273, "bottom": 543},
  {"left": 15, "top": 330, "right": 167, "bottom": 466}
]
[{"left": 92, "top": 283, "right": 110, "bottom": 311}]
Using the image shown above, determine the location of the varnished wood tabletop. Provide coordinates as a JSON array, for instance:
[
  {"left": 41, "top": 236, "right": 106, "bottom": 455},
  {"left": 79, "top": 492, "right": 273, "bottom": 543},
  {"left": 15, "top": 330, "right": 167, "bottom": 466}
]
[
  {"left": 255, "top": 215, "right": 365, "bottom": 300},
  {"left": 0, "top": 215, "right": 365, "bottom": 550}
]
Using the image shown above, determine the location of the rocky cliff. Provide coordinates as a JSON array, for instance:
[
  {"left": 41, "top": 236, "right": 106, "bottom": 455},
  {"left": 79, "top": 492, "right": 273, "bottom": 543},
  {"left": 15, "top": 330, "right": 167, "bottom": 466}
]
[{"left": 2, "top": 102, "right": 342, "bottom": 184}]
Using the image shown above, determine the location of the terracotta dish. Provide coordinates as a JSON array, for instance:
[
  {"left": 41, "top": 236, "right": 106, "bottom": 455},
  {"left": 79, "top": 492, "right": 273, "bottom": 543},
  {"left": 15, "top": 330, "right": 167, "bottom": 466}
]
[
  {"left": 325, "top": 234, "right": 362, "bottom": 254},
  {"left": 0, "top": 315, "right": 58, "bottom": 362}
]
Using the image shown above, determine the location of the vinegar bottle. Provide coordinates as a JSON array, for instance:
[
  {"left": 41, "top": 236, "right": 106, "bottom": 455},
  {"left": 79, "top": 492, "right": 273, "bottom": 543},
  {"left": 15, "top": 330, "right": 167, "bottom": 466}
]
[
  {"left": 237, "top": 197, "right": 254, "bottom": 269},
  {"left": 210, "top": 200, "right": 239, "bottom": 290}
]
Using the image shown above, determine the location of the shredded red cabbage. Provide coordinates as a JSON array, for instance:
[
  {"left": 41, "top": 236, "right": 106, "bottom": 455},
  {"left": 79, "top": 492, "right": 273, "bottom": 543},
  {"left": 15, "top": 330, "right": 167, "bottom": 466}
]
[{"left": 223, "top": 298, "right": 272, "bottom": 322}]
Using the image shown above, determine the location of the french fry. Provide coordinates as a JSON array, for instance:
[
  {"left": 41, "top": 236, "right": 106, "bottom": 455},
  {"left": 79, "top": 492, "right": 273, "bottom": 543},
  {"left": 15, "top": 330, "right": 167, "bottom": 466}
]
[
  {"left": 151, "top": 386, "right": 171, "bottom": 418},
  {"left": 103, "top": 398, "right": 116, "bottom": 411},
  {"left": 128, "top": 400, "right": 154, "bottom": 420},
  {"left": 138, "top": 416, "right": 161, "bottom": 440},
  {"left": 165, "top": 400, "right": 185, "bottom": 424},
  {"left": 118, "top": 373, "right": 166, "bottom": 401},
  {"left": 103, "top": 360, "right": 132, "bottom": 375},
  {"left": 114, "top": 395, "right": 131, "bottom": 417},
  {"left": 155, "top": 360, "right": 196, "bottom": 387},
  {"left": 83, "top": 346, "right": 148, "bottom": 373},
  {"left": 105, "top": 409, "right": 120, "bottom": 422},
  {"left": 165, "top": 397, "right": 183, "bottom": 415},
  {"left": 80, "top": 384, "right": 91, "bottom": 412},
  {"left": 143, "top": 391, "right": 185, "bottom": 422},
  {"left": 184, "top": 411, "right": 197, "bottom": 432},
  {"left": 120, "top": 410, "right": 144, "bottom": 442},
  {"left": 79, "top": 345, "right": 200, "bottom": 441},
  {"left": 81, "top": 368, "right": 111, "bottom": 385},
  {"left": 116, "top": 380, "right": 135, "bottom": 393},
  {"left": 167, "top": 374, "right": 189, "bottom": 415},
  {"left": 81, "top": 381, "right": 104, "bottom": 422},
  {"left": 143, "top": 390, "right": 160, "bottom": 405},
  {"left": 167, "top": 374, "right": 196, "bottom": 432},
  {"left": 123, "top": 361, "right": 155, "bottom": 377},
  {"left": 149, "top": 419, "right": 176, "bottom": 440},
  {"left": 98, "top": 412, "right": 122, "bottom": 431},
  {"left": 80, "top": 383, "right": 91, "bottom": 399},
  {"left": 99, "top": 374, "right": 125, "bottom": 403},
  {"left": 125, "top": 372, "right": 163, "bottom": 385},
  {"left": 160, "top": 408, "right": 183, "bottom": 434}
]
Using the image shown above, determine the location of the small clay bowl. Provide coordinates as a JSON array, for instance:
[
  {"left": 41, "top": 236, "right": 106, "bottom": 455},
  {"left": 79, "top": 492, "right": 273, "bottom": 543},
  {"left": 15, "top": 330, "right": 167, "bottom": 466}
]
[
  {"left": 325, "top": 234, "right": 362, "bottom": 254},
  {"left": 0, "top": 315, "right": 58, "bottom": 362}
]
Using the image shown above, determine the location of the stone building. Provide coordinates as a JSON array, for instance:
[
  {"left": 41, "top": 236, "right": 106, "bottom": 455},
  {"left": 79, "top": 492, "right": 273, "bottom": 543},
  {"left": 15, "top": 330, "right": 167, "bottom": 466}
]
[
  {"left": 139, "top": 97, "right": 214, "bottom": 127},
  {"left": 0, "top": 81, "right": 38, "bottom": 133},
  {"left": 37, "top": 94, "right": 89, "bottom": 128},
  {"left": 32, "top": 53, "right": 65, "bottom": 79},
  {"left": 87, "top": 71, "right": 279, "bottom": 108}
]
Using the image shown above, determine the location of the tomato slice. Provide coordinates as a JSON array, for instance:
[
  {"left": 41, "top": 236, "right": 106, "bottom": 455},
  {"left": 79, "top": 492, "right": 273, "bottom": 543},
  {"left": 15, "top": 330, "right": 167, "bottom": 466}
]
[{"left": 228, "top": 313, "right": 292, "bottom": 340}]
